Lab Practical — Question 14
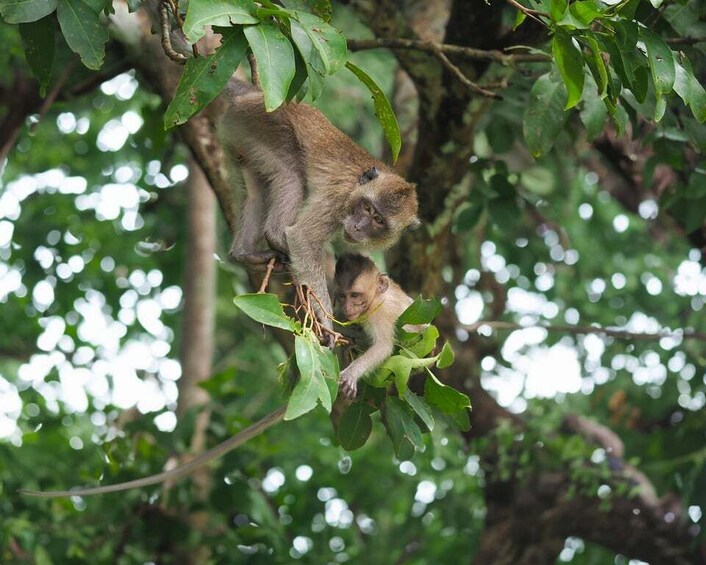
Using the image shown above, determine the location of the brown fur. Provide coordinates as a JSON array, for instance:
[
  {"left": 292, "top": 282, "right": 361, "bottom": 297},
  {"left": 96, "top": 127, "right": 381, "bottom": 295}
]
[{"left": 217, "top": 81, "right": 419, "bottom": 339}]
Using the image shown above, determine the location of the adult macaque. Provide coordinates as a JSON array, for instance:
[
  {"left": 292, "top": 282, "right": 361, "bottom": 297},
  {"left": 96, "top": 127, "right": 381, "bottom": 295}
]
[
  {"left": 334, "top": 254, "right": 422, "bottom": 399},
  {"left": 217, "top": 80, "right": 419, "bottom": 342}
]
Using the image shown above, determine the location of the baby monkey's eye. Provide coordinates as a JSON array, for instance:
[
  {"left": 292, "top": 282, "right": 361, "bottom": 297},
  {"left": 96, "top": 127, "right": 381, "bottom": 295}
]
[
  {"left": 363, "top": 202, "right": 372, "bottom": 213},
  {"left": 373, "top": 215, "right": 384, "bottom": 226}
]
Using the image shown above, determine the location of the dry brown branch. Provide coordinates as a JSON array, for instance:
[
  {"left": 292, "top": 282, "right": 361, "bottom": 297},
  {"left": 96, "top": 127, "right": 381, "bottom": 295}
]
[
  {"left": 248, "top": 53, "right": 260, "bottom": 87},
  {"left": 465, "top": 320, "right": 706, "bottom": 342},
  {"left": 347, "top": 38, "right": 549, "bottom": 65},
  {"left": 431, "top": 46, "right": 502, "bottom": 99},
  {"left": 505, "top": 0, "right": 550, "bottom": 24},
  {"left": 160, "top": 0, "right": 187, "bottom": 63},
  {"left": 19, "top": 406, "right": 287, "bottom": 497},
  {"left": 291, "top": 284, "right": 345, "bottom": 346},
  {"left": 258, "top": 258, "right": 277, "bottom": 293}
]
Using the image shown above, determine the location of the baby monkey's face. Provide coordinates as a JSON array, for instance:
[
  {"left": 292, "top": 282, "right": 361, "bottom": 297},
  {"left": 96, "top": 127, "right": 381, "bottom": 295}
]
[{"left": 336, "top": 278, "right": 374, "bottom": 321}]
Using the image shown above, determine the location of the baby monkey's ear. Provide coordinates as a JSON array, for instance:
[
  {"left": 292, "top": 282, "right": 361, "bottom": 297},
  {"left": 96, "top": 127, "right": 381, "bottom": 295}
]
[
  {"left": 377, "top": 273, "right": 390, "bottom": 293},
  {"left": 407, "top": 216, "right": 422, "bottom": 231}
]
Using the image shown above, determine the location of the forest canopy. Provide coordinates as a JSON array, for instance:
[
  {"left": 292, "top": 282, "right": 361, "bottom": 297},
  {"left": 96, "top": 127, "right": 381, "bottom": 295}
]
[{"left": 0, "top": 0, "right": 705, "bottom": 563}]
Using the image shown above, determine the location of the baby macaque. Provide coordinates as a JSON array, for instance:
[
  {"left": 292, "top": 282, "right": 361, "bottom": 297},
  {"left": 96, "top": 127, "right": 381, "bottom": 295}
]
[{"left": 334, "top": 254, "right": 419, "bottom": 399}]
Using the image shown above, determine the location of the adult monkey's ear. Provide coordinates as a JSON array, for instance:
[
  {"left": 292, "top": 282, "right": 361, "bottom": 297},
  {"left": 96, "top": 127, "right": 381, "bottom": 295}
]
[
  {"left": 359, "top": 167, "right": 380, "bottom": 184},
  {"left": 377, "top": 273, "right": 390, "bottom": 293}
]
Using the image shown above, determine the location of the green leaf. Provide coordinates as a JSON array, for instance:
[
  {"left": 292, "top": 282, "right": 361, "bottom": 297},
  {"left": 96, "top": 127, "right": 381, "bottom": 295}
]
[
  {"left": 663, "top": 4, "right": 706, "bottom": 57},
  {"left": 82, "top": 0, "right": 108, "bottom": 12},
  {"left": 602, "top": 46, "right": 648, "bottom": 104},
  {"left": 566, "top": 1, "right": 602, "bottom": 28},
  {"left": 455, "top": 202, "right": 484, "bottom": 232},
  {"left": 397, "top": 296, "right": 442, "bottom": 328},
  {"left": 285, "top": 334, "right": 331, "bottom": 420},
  {"left": 245, "top": 22, "right": 296, "bottom": 111},
  {"left": 446, "top": 408, "right": 471, "bottom": 432},
  {"left": 0, "top": 0, "right": 56, "bottom": 23},
  {"left": 285, "top": 331, "right": 337, "bottom": 420},
  {"left": 383, "top": 397, "right": 424, "bottom": 459},
  {"left": 550, "top": 0, "right": 567, "bottom": 21},
  {"left": 523, "top": 71, "right": 568, "bottom": 157},
  {"left": 288, "top": 47, "right": 317, "bottom": 101},
  {"left": 608, "top": 100, "right": 629, "bottom": 136},
  {"left": 639, "top": 26, "right": 675, "bottom": 95},
  {"left": 286, "top": 0, "right": 333, "bottom": 22},
  {"left": 56, "top": 0, "right": 108, "bottom": 70},
  {"left": 488, "top": 197, "right": 521, "bottom": 228},
  {"left": 233, "top": 292, "right": 297, "bottom": 331},
  {"left": 424, "top": 373, "right": 471, "bottom": 414},
  {"left": 520, "top": 165, "right": 556, "bottom": 196},
  {"left": 165, "top": 27, "right": 248, "bottom": 128},
  {"left": 20, "top": 17, "right": 55, "bottom": 96},
  {"left": 513, "top": 9, "right": 527, "bottom": 29},
  {"left": 654, "top": 94, "right": 666, "bottom": 122},
  {"left": 580, "top": 75, "right": 607, "bottom": 140},
  {"left": 382, "top": 355, "right": 414, "bottom": 391},
  {"left": 182, "top": 0, "right": 258, "bottom": 44},
  {"left": 552, "top": 28, "right": 584, "bottom": 110},
  {"left": 436, "top": 342, "right": 454, "bottom": 369},
  {"left": 286, "top": 372, "right": 319, "bottom": 420},
  {"left": 289, "top": 18, "right": 325, "bottom": 99},
  {"left": 614, "top": 19, "right": 638, "bottom": 50},
  {"left": 345, "top": 61, "right": 401, "bottom": 162},
  {"left": 673, "top": 52, "right": 706, "bottom": 122},
  {"left": 316, "top": 344, "right": 339, "bottom": 410},
  {"left": 337, "top": 402, "right": 374, "bottom": 451},
  {"left": 403, "top": 390, "right": 435, "bottom": 432},
  {"left": 667, "top": 195, "right": 706, "bottom": 234},
  {"left": 404, "top": 325, "right": 439, "bottom": 358},
  {"left": 581, "top": 34, "right": 607, "bottom": 97},
  {"left": 291, "top": 11, "right": 346, "bottom": 76}
]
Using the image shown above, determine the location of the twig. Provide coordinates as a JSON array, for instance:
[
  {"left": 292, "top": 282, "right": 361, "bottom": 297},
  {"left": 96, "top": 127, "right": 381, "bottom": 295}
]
[
  {"left": 348, "top": 38, "right": 549, "bottom": 65},
  {"left": 20, "top": 406, "right": 287, "bottom": 497},
  {"left": 666, "top": 37, "right": 706, "bottom": 46},
  {"left": 166, "top": 0, "right": 183, "bottom": 26},
  {"left": 306, "top": 288, "right": 345, "bottom": 345},
  {"left": 248, "top": 53, "right": 260, "bottom": 87},
  {"left": 258, "top": 258, "right": 277, "bottom": 293},
  {"left": 160, "top": 0, "right": 187, "bottom": 64},
  {"left": 431, "top": 46, "right": 502, "bottom": 100},
  {"left": 291, "top": 284, "right": 345, "bottom": 346},
  {"left": 505, "top": 0, "right": 550, "bottom": 24},
  {"left": 465, "top": 320, "right": 706, "bottom": 342}
]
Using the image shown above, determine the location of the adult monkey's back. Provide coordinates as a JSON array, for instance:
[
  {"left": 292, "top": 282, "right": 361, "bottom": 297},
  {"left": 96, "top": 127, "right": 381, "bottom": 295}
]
[{"left": 218, "top": 79, "right": 419, "bottom": 343}]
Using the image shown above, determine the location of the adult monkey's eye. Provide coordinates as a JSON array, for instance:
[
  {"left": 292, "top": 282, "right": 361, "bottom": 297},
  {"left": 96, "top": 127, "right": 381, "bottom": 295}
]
[
  {"left": 373, "top": 215, "right": 384, "bottom": 226},
  {"left": 363, "top": 202, "right": 372, "bottom": 213}
]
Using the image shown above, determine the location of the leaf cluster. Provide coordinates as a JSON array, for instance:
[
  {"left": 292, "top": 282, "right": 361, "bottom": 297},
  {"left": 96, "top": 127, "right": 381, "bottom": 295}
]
[
  {"left": 519, "top": 0, "right": 706, "bottom": 156},
  {"left": 233, "top": 293, "right": 469, "bottom": 459}
]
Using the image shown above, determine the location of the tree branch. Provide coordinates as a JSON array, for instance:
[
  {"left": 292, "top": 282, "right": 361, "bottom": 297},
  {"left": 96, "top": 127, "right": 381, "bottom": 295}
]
[
  {"left": 348, "top": 38, "right": 549, "bottom": 64},
  {"left": 20, "top": 405, "right": 287, "bottom": 497},
  {"left": 464, "top": 320, "right": 706, "bottom": 342}
]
